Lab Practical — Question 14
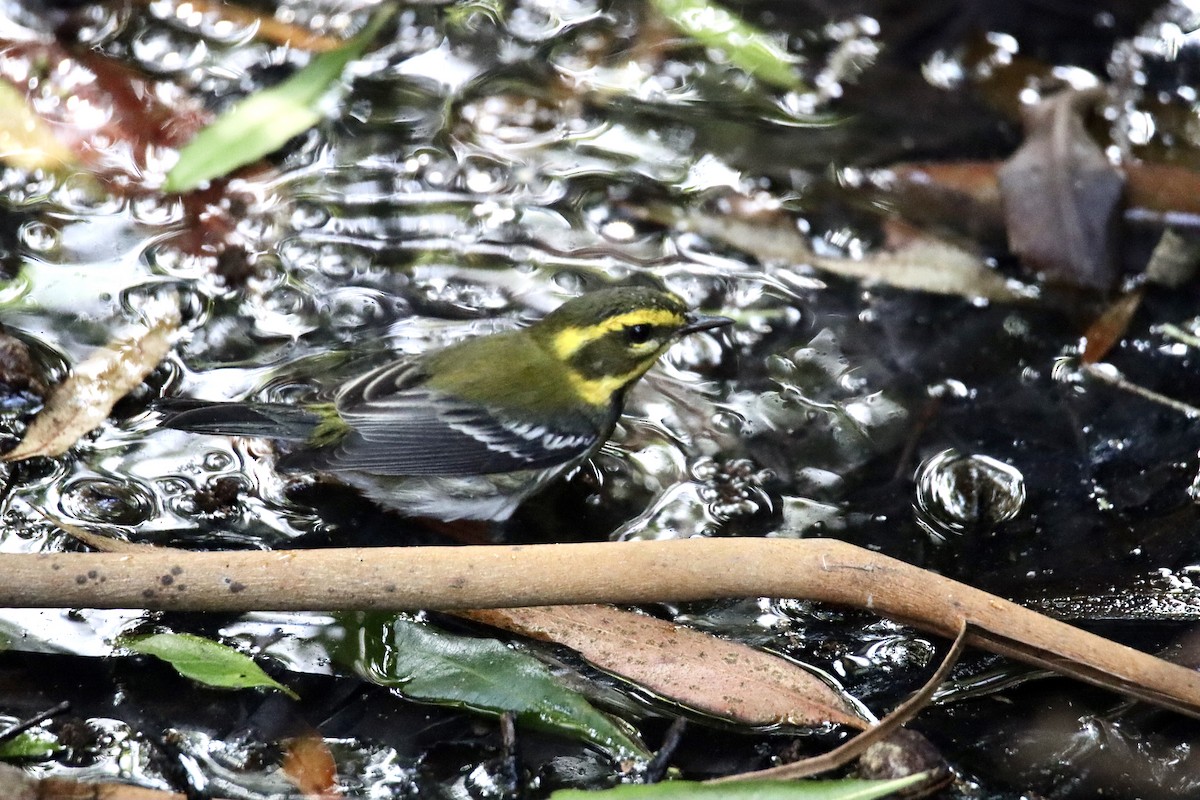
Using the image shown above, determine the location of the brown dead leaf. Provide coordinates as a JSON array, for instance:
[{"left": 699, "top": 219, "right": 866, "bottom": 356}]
[
  {"left": 4, "top": 299, "right": 179, "bottom": 461},
  {"left": 1125, "top": 162, "right": 1200, "bottom": 221},
  {"left": 1082, "top": 288, "right": 1144, "bottom": 364},
  {"left": 456, "top": 604, "right": 871, "bottom": 730},
  {"left": 997, "top": 88, "right": 1125, "bottom": 289},
  {"left": 869, "top": 161, "right": 1008, "bottom": 248},
  {"left": 282, "top": 735, "right": 341, "bottom": 799}
]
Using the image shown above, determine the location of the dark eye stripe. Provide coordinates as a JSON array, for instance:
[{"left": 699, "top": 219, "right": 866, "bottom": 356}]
[{"left": 626, "top": 324, "right": 652, "bottom": 344}]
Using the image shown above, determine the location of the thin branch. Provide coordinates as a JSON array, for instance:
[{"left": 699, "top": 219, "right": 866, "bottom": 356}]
[
  {"left": 1083, "top": 363, "right": 1200, "bottom": 418},
  {"left": 0, "top": 700, "right": 70, "bottom": 746},
  {"left": 710, "top": 621, "right": 968, "bottom": 782}
]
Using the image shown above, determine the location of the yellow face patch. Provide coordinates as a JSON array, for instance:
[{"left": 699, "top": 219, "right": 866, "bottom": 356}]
[
  {"left": 564, "top": 365, "right": 655, "bottom": 406},
  {"left": 549, "top": 308, "right": 684, "bottom": 361}
]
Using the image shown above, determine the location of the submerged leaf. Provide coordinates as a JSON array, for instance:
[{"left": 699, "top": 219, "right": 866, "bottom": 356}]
[
  {"left": 676, "top": 203, "right": 1031, "bottom": 302},
  {"left": 0, "top": 731, "right": 60, "bottom": 759},
  {"left": 123, "top": 632, "right": 299, "bottom": 699},
  {"left": 997, "top": 88, "right": 1124, "bottom": 290},
  {"left": 282, "top": 735, "right": 341, "bottom": 798},
  {"left": 1081, "top": 288, "right": 1144, "bottom": 364},
  {"left": 340, "top": 614, "right": 649, "bottom": 759},
  {"left": 0, "top": 80, "right": 75, "bottom": 171},
  {"left": 458, "top": 605, "right": 870, "bottom": 729},
  {"left": 164, "top": 7, "right": 393, "bottom": 192},
  {"left": 650, "top": 0, "right": 804, "bottom": 90},
  {"left": 550, "top": 774, "right": 926, "bottom": 799},
  {"left": 4, "top": 297, "right": 180, "bottom": 462}
]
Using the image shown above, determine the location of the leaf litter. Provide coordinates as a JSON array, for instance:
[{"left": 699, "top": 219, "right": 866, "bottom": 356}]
[{"left": 4, "top": 297, "right": 180, "bottom": 462}]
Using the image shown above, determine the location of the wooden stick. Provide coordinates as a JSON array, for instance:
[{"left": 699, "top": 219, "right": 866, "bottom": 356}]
[{"left": 5, "top": 538, "right": 1200, "bottom": 717}]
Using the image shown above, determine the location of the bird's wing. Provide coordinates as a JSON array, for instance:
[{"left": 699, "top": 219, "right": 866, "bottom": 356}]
[{"left": 316, "top": 359, "right": 600, "bottom": 476}]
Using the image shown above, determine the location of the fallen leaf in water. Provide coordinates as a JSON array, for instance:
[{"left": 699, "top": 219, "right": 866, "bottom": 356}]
[
  {"left": 1082, "top": 288, "right": 1144, "bottom": 364},
  {"left": 549, "top": 774, "right": 927, "bottom": 799},
  {"left": 811, "top": 237, "right": 1030, "bottom": 301},
  {"left": 457, "top": 604, "right": 871, "bottom": 730},
  {"left": 0, "top": 41, "right": 209, "bottom": 182},
  {"left": 648, "top": 0, "right": 806, "bottom": 91},
  {"left": 0, "top": 80, "right": 76, "bottom": 170},
  {"left": 165, "top": 7, "right": 393, "bottom": 192},
  {"left": 1145, "top": 227, "right": 1200, "bottom": 288},
  {"left": 997, "top": 88, "right": 1125, "bottom": 290},
  {"left": 674, "top": 201, "right": 1030, "bottom": 302},
  {"left": 283, "top": 734, "right": 341, "bottom": 798},
  {"left": 122, "top": 632, "right": 299, "bottom": 698},
  {"left": 340, "top": 614, "right": 650, "bottom": 759},
  {"left": 856, "top": 161, "right": 1008, "bottom": 248},
  {"left": 4, "top": 298, "right": 179, "bottom": 461}
]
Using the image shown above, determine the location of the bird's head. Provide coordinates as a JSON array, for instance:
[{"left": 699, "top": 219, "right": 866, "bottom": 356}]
[{"left": 531, "top": 286, "right": 732, "bottom": 406}]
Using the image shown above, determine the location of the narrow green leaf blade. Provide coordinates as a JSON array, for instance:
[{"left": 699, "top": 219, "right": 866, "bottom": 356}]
[
  {"left": 0, "top": 731, "right": 61, "bottom": 759},
  {"left": 340, "top": 614, "right": 649, "bottom": 759},
  {"left": 550, "top": 774, "right": 927, "bottom": 799},
  {"left": 123, "top": 632, "right": 299, "bottom": 699},
  {"left": 650, "top": 0, "right": 804, "bottom": 90},
  {"left": 163, "top": 7, "right": 393, "bottom": 192}
]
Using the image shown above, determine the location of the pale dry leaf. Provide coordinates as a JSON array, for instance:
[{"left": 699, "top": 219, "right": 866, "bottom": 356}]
[
  {"left": 678, "top": 205, "right": 1031, "bottom": 303},
  {"left": 5, "top": 298, "right": 180, "bottom": 461},
  {"left": 809, "top": 238, "right": 1034, "bottom": 303},
  {"left": 457, "top": 604, "right": 871, "bottom": 730},
  {"left": 0, "top": 80, "right": 75, "bottom": 171}
]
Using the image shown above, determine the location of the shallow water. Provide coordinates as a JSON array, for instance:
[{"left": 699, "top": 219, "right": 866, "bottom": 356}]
[{"left": 3, "top": 0, "right": 1200, "bottom": 797}]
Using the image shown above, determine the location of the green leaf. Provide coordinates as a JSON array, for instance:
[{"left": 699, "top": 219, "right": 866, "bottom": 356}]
[
  {"left": 550, "top": 774, "right": 927, "bottom": 799},
  {"left": 649, "top": 0, "right": 804, "bottom": 90},
  {"left": 0, "top": 731, "right": 61, "bottom": 759},
  {"left": 163, "top": 6, "right": 394, "bottom": 192},
  {"left": 339, "top": 614, "right": 649, "bottom": 760},
  {"left": 122, "top": 632, "right": 299, "bottom": 699}
]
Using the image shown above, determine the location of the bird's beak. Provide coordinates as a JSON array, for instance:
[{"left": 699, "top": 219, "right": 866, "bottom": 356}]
[{"left": 681, "top": 313, "right": 734, "bottom": 335}]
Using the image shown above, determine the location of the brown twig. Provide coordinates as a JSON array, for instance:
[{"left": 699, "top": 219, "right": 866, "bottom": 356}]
[
  {"left": 710, "top": 621, "right": 968, "bottom": 782},
  {"left": 1, "top": 538, "right": 1198, "bottom": 717}
]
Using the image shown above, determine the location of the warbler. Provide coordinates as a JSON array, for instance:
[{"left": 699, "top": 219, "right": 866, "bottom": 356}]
[{"left": 159, "top": 286, "right": 733, "bottom": 520}]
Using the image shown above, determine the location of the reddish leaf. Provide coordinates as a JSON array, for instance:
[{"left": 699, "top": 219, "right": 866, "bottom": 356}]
[
  {"left": 282, "top": 735, "right": 341, "bottom": 799},
  {"left": 1081, "top": 288, "right": 1144, "bottom": 364}
]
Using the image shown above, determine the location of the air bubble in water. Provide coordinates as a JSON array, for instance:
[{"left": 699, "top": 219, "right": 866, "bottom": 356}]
[{"left": 913, "top": 449, "right": 1025, "bottom": 542}]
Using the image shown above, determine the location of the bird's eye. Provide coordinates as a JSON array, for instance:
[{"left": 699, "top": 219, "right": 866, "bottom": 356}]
[{"left": 626, "top": 324, "right": 652, "bottom": 344}]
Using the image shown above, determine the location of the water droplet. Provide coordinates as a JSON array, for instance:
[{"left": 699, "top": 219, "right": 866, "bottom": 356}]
[
  {"left": 290, "top": 203, "right": 331, "bottom": 231},
  {"left": 130, "top": 195, "right": 184, "bottom": 226},
  {"left": 913, "top": 449, "right": 1025, "bottom": 542},
  {"left": 203, "top": 450, "right": 234, "bottom": 471},
  {"left": 60, "top": 478, "right": 156, "bottom": 526},
  {"left": 322, "top": 287, "right": 405, "bottom": 332},
  {"left": 18, "top": 220, "right": 60, "bottom": 254},
  {"left": 130, "top": 26, "right": 208, "bottom": 76}
]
